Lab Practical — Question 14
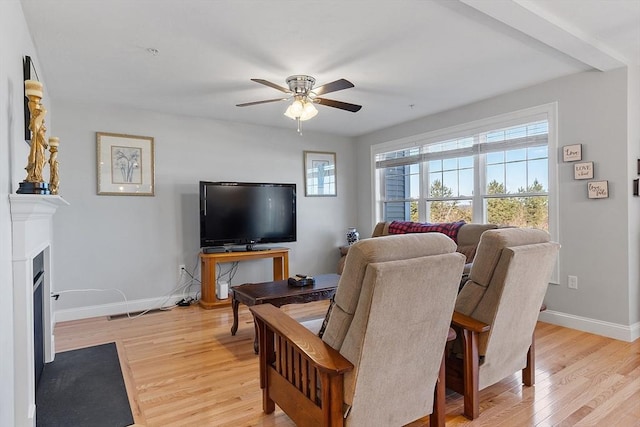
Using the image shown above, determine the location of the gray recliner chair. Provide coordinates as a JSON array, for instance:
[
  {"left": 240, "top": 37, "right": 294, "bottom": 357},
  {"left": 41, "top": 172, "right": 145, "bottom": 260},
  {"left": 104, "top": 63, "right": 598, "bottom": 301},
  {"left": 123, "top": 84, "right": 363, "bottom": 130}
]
[
  {"left": 446, "top": 228, "right": 560, "bottom": 419},
  {"left": 251, "top": 233, "right": 466, "bottom": 426}
]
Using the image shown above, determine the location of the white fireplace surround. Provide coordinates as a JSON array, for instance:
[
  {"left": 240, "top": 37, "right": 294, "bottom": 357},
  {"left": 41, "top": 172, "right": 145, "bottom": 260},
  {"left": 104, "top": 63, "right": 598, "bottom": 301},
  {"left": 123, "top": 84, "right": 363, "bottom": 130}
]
[{"left": 10, "top": 194, "right": 68, "bottom": 427}]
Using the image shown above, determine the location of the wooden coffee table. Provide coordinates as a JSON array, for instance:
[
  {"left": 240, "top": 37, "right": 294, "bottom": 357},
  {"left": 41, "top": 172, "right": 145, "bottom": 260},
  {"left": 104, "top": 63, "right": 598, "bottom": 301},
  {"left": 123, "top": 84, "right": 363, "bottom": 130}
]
[{"left": 231, "top": 273, "right": 339, "bottom": 353}]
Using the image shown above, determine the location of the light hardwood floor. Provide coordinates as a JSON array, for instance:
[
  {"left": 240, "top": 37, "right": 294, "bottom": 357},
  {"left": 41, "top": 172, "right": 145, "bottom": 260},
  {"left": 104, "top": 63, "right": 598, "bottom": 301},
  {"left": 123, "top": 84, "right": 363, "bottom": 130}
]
[{"left": 54, "top": 301, "right": 640, "bottom": 427}]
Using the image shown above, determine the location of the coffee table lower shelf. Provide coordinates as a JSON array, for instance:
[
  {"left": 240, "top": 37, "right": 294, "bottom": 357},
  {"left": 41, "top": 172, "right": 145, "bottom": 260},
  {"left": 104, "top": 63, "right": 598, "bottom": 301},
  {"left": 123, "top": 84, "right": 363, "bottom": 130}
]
[{"left": 230, "top": 273, "right": 339, "bottom": 353}]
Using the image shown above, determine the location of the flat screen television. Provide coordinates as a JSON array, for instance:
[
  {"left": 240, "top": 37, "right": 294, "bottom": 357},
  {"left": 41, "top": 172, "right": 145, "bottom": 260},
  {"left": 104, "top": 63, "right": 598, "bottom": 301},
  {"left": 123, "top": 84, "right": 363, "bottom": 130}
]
[{"left": 199, "top": 181, "right": 296, "bottom": 250}]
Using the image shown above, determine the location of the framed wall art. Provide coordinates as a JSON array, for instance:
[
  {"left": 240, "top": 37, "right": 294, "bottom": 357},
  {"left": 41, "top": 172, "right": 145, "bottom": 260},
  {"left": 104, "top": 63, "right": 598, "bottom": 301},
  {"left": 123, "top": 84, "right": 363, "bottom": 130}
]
[
  {"left": 562, "top": 144, "right": 582, "bottom": 162},
  {"left": 304, "top": 151, "right": 337, "bottom": 197},
  {"left": 587, "top": 180, "right": 608, "bottom": 199},
  {"left": 573, "top": 162, "right": 593, "bottom": 180},
  {"left": 97, "top": 132, "right": 155, "bottom": 196}
]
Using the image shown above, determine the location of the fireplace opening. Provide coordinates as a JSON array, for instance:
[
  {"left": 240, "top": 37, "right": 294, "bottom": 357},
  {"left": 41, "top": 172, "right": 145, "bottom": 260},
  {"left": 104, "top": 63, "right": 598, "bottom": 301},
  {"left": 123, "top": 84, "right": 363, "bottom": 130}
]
[{"left": 33, "top": 251, "right": 45, "bottom": 389}]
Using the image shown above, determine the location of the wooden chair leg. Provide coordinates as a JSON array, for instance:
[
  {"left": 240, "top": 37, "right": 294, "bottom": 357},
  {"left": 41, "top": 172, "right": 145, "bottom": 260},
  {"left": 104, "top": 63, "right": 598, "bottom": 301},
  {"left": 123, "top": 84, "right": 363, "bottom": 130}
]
[
  {"left": 256, "top": 318, "right": 275, "bottom": 414},
  {"left": 462, "top": 328, "right": 480, "bottom": 420},
  {"left": 320, "top": 373, "right": 344, "bottom": 427},
  {"left": 522, "top": 333, "right": 535, "bottom": 386},
  {"left": 430, "top": 353, "right": 446, "bottom": 427}
]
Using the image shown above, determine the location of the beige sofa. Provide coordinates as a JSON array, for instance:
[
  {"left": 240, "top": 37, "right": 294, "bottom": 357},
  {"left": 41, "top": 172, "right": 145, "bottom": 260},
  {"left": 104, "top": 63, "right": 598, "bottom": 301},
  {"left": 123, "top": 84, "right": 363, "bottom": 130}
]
[{"left": 338, "top": 222, "right": 500, "bottom": 275}]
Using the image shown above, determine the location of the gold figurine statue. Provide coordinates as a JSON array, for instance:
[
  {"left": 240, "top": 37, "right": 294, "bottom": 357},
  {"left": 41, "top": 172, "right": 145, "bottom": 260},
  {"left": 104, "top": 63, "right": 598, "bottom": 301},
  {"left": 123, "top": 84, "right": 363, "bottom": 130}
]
[
  {"left": 24, "top": 80, "right": 48, "bottom": 183},
  {"left": 48, "top": 137, "right": 60, "bottom": 195}
]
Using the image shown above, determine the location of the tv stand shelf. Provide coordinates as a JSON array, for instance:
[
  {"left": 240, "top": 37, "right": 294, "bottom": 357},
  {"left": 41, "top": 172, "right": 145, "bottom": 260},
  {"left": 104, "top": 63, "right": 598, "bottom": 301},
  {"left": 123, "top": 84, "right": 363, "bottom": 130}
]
[{"left": 199, "top": 247, "right": 290, "bottom": 309}]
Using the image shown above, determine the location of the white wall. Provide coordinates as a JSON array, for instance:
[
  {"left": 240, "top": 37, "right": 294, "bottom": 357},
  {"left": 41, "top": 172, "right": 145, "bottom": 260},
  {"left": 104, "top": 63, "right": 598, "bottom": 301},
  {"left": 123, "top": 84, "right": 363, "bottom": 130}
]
[
  {"left": 50, "top": 101, "right": 356, "bottom": 318},
  {"left": 355, "top": 67, "right": 638, "bottom": 339},
  {"left": 628, "top": 65, "right": 640, "bottom": 326},
  {"left": 1, "top": 1, "right": 51, "bottom": 425}
]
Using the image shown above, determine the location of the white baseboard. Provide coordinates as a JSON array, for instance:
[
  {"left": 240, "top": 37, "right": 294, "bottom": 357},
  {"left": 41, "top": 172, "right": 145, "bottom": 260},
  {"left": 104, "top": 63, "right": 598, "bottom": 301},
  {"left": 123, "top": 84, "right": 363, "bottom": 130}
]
[
  {"left": 539, "top": 310, "right": 640, "bottom": 342},
  {"left": 54, "top": 293, "right": 197, "bottom": 323}
]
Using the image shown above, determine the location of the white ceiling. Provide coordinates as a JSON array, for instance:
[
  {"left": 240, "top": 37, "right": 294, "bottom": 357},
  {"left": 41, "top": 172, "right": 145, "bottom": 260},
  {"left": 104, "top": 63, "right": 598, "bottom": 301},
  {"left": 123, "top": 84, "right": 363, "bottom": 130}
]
[{"left": 20, "top": 0, "right": 640, "bottom": 137}]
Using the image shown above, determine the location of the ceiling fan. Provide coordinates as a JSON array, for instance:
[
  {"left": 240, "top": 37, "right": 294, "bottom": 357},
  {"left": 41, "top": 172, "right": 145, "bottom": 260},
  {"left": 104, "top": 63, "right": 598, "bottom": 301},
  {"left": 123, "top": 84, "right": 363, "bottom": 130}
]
[{"left": 236, "top": 75, "right": 362, "bottom": 133}]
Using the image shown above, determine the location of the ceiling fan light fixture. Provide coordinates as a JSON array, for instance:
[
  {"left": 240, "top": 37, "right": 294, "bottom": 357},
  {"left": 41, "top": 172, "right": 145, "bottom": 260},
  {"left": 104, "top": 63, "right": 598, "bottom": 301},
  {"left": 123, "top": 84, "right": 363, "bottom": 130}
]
[
  {"left": 290, "top": 99, "right": 304, "bottom": 115},
  {"left": 283, "top": 97, "right": 317, "bottom": 121},
  {"left": 240, "top": 74, "right": 360, "bottom": 133},
  {"left": 299, "top": 101, "right": 318, "bottom": 121}
]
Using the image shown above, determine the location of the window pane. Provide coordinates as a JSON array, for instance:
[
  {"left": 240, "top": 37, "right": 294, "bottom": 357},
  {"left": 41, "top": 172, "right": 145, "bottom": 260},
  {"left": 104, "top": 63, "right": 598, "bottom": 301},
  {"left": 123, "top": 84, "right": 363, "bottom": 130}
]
[
  {"left": 459, "top": 156, "right": 473, "bottom": 168},
  {"left": 505, "top": 126, "right": 527, "bottom": 139},
  {"left": 527, "top": 159, "right": 548, "bottom": 191},
  {"left": 443, "top": 158, "right": 457, "bottom": 170},
  {"left": 376, "top": 147, "right": 419, "bottom": 162},
  {"left": 384, "top": 201, "right": 414, "bottom": 222},
  {"left": 429, "top": 159, "right": 442, "bottom": 172},
  {"left": 528, "top": 145, "right": 547, "bottom": 160},
  {"left": 408, "top": 173, "right": 420, "bottom": 198},
  {"left": 528, "top": 121, "right": 548, "bottom": 135},
  {"left": 486, "top": 164, "right": 505, "bottom": 192},
  {"left": 486, "top": 152, "right": 504, "bottom": 164},
  {"left": 429, "top": 174, "right": 444, "bottom": 197},
  {"left": 428, "top": 200, "right": 472, "bottom": 223},
  {"left": 506, "top": 148, "right": 526, "bottom": 162},
  {"left": 506, "top": 162, "right": 526, "bottom": 193},
  {"left": 485, "top": 196, "right": 548, "bottom": 230},
  {"left": 443, "top": 170, "right": 458, "bottom": 196},
  {"left": 459, "top": 168, "right": 473, "bottom": 197},
  {"left": 383, "top": 167, "right": 407, "bottom": 200},
  {"left": 486, "top": 130, "right": 504, "bottom": 143},
  {"left": 383, "top": 165, "right": 419, "bottom": 200}
]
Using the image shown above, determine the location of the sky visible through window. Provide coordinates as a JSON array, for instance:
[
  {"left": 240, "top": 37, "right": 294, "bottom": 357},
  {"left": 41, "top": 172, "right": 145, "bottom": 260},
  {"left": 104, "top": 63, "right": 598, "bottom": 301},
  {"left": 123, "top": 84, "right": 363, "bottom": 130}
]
[{"left": 390, "top": 121, "right": 548, "bottom": 199}]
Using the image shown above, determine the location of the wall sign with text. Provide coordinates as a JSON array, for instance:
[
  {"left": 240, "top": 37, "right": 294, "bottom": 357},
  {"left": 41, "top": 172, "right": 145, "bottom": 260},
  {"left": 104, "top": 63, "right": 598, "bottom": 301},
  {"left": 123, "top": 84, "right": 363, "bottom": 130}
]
[
  {"left": 562, "top": 144, "right": 582, "bottom": 162},
  {"left": 587, "top": 180, "right": 608, "bottom": 199},
  {"left": 573, "top": 162, "right": 593, "bottom": 180}
]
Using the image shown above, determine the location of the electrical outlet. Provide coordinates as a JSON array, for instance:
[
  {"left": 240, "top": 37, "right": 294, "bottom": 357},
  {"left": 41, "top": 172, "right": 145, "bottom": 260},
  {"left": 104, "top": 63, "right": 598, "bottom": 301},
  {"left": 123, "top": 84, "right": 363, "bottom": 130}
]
[
  {"left": 568, "top": 275, "right": 578, "bottom": 289},
  {"left": 178, "top": 264, "right": 186, "bottom": 276}
]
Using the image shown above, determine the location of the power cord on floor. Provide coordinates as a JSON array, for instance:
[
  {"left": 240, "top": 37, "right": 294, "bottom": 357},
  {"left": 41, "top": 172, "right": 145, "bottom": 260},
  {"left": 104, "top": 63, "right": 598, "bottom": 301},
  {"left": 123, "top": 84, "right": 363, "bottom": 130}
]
[{"left": 53, "top": 278, "right": 196, "bottom": 320}]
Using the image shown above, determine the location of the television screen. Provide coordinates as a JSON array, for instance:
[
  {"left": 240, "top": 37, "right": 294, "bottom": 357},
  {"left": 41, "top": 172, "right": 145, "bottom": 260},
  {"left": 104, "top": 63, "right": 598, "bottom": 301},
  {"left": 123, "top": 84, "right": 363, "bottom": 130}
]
[{"left": 199, "top": 181, "right": 296, "bottom": 249}]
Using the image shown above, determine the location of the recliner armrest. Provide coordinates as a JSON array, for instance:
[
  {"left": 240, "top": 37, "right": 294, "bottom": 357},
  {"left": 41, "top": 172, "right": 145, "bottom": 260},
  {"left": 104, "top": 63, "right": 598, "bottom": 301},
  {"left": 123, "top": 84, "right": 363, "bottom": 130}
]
[
  {"left": 250, "top": 304, "right": 354, "bottom": 375},
  {"left": 451, "top": 311, "right": 491, "bottom": 333}
]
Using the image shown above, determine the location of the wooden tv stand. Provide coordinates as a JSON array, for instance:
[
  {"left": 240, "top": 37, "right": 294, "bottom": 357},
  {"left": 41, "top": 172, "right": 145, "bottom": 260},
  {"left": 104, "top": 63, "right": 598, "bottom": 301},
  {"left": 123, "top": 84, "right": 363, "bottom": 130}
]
[{"left": 199, "top": 247, "right": 290, "bottom": 309}]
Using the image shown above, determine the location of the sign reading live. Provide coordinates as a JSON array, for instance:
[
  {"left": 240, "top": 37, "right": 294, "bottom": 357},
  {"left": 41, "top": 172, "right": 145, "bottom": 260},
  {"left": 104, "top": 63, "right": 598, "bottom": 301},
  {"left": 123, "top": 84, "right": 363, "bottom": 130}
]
[{"left": 588, "top": 181, "right": 608, "bottom": 199}]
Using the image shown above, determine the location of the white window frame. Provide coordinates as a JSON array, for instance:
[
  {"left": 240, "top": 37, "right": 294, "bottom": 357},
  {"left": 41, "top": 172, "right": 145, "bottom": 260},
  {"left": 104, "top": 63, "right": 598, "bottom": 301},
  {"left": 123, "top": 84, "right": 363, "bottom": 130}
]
[{"left": 370, "top": 103, "right": 559, "bottom": 283}]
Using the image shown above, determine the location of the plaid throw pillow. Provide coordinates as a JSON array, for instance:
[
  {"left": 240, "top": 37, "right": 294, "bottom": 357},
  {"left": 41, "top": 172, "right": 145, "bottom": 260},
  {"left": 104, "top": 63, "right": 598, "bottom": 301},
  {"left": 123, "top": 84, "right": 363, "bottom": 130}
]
[{"left": 387, "top": 220, "right": 466, "bottom": 243}]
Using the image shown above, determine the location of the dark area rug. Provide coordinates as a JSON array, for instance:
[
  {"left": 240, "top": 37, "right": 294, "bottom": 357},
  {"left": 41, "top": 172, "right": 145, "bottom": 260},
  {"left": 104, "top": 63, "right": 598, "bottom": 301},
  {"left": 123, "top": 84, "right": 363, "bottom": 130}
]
[{"left": 36, "top": 342, "right": 134, "bottom": 427}]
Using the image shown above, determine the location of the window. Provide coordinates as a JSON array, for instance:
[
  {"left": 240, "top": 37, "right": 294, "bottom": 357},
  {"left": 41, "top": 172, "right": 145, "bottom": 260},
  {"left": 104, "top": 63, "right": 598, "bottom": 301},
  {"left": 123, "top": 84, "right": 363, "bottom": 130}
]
[{"left": 373, "top": 105, "right": 556, "bottom": 232}]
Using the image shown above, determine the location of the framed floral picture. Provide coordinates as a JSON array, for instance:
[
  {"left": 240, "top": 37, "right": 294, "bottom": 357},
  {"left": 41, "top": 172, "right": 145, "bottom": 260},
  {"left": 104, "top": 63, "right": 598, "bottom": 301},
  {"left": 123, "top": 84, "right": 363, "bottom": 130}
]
[
  {"left": 304, "top": 151, "right": 337, "bottom": 196},
  {"left": 97, "top": 132, "right": 155, "bottom": 196}
]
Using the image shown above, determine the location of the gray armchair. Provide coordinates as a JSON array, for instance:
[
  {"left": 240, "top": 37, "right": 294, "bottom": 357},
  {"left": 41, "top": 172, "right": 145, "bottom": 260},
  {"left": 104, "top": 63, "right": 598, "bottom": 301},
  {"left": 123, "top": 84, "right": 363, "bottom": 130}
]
[
  {"left": 251, "top": 233, "right": 466, "bottom": 426},
  {"left": 446, "top": 228, "right": 560, "bottom": 419}
]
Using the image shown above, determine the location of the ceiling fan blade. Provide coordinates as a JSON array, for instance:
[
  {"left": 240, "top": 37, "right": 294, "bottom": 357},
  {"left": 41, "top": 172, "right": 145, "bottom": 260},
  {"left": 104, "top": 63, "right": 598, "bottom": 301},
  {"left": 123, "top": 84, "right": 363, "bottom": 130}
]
[
  {"left": 316, "top": 97, "right": 362, "bottom": 112},
  {"left": 236, "top": 98, "right": 288, "bottom": 107},
  {"left": 251, "top": 79, "right": 291, "bottom": 93},
  {"left": 313, "top": 79, "right": 354, "bottom": 96}
]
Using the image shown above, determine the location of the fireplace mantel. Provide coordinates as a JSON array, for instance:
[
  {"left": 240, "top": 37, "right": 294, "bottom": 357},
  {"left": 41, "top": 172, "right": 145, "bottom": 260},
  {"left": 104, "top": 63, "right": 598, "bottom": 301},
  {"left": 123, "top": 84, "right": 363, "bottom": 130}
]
[
  {"left": 10, "top": 193, "right": 68, "bottom": 427},
  {"left": 10, "top": 194, "right": 68, "bottom": 221}
]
